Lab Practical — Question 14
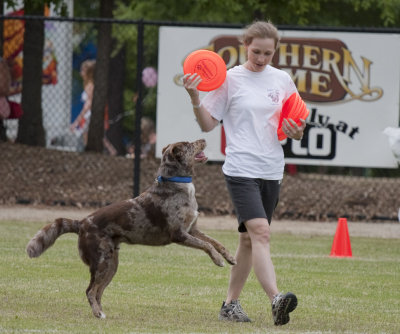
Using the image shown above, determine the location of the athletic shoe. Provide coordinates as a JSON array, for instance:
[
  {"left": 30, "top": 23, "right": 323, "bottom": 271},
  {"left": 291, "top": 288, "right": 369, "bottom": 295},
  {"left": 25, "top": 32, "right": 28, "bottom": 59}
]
[
  {"left": 219, "top": 300, "right": 252, "bottom": 322},
  {"left": 271, "top": 292, "right": 298, "bottom": 326}
]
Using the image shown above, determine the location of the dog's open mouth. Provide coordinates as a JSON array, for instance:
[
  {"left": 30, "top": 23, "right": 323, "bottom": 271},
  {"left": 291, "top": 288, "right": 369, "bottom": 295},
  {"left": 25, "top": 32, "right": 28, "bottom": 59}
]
[{"left": 195, "top": 151, "right": 208, "bottom": 163}]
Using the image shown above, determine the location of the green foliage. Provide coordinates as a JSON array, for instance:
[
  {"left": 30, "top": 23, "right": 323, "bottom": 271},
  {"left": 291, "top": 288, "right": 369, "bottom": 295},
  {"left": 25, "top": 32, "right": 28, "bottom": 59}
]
[
  {"left": 50, "top": 0, "right": 69, "bottom": 17},
  {"left": 73, "top": 1, "right": 99, "bottom": 18},
  {"left": 5, "top": 0, "right": 69, "bottom": 15},
  {"left": 109, "top": 0, "right": 400, "bottom": 27}
]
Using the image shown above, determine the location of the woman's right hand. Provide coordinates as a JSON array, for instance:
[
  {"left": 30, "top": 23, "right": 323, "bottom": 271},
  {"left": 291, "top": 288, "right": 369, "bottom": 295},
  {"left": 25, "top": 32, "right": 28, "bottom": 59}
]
[
  {"left": 70, "top": 120, "right": 78, "bottom": 131},
  {"left": 182, "top": 73, "right": 202, "bottom": 103}
]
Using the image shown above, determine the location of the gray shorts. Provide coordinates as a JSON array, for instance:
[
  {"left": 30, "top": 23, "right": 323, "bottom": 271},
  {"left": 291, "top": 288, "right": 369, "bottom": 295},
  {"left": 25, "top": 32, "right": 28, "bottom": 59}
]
[{"left": 224, "top": 174, "right": 281, "bottom": 233}]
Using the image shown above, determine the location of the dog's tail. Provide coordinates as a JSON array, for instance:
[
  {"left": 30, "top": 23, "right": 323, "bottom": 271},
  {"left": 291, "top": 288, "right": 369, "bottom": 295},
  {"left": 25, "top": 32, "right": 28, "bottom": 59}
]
[{"left": 26, "top": 218, "right": 80, "bottom": 258}]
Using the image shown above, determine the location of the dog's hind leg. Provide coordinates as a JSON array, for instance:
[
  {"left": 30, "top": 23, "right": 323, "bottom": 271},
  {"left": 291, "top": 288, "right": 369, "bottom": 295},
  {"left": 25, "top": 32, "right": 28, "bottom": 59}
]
[
  {"left": 86, "top": 273, "right": 104, "bottom": 318},
  {"left": 189, "top": 228, "right": 236, "bottom": 265},
  {"left": 83, "top": 238, "right": 118, "bottom": 319},
  {"left": 172, "top": 230, "right": 225, "bottom": 267},
  {"left": 95, "top": 246, "right": 119, "bottom": 314}
]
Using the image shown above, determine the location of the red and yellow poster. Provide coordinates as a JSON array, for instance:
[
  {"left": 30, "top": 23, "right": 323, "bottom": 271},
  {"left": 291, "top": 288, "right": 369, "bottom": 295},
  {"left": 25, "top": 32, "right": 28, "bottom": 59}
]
[{"left": 2, "top": 7, "right": 58, "bottom": 95}]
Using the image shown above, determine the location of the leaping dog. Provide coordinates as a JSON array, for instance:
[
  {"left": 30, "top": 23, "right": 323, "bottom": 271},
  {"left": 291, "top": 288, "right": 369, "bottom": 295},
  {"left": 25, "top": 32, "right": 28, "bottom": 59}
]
[{"left": 26, "top": 139, "right": 236, "bottom": 318}]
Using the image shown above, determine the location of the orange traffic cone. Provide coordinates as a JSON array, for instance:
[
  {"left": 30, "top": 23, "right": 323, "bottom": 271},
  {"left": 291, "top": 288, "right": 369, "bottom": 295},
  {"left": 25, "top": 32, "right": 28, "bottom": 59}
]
[{"left": 330, "top": 218, "right": 352, "bottom": 257}]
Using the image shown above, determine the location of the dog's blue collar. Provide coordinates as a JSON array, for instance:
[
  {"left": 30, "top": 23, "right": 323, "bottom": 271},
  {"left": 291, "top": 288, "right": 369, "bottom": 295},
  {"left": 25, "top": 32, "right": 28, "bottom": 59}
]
[{"left": 157, "top": 176, "right": 192, "bottom": 183}]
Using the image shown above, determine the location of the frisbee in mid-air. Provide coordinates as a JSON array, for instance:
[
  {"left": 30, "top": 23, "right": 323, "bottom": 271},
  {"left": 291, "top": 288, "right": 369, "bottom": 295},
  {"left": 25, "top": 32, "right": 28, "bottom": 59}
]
[
  {"left": 277, "top": 92, "right": 310, "bottom": 141},
  {"left": 183, "top": 49, "right": 227, "bottom": 92}
]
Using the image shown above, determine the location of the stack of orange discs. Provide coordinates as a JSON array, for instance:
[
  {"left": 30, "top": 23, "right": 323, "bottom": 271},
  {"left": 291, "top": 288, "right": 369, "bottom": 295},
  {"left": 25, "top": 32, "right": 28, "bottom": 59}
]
[
  {"left": 277, "top": 92, "right": 310, "bottom": 141},
  {"left": 183, "top": 49, "right": 227, "bottom": 92}
]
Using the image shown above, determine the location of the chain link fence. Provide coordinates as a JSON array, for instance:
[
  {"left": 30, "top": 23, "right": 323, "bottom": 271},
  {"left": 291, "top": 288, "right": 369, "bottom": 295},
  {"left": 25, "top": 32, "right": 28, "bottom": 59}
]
[
  {"left": 0, "top": 15, "right": 399, "bottom": 222},
  {"left": 1, "top": 15, "right": 147, "bottom": 152}
]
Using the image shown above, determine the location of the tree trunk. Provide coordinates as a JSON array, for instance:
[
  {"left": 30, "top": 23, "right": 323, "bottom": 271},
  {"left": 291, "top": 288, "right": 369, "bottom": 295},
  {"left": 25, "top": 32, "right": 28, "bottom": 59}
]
[
  {"left": 0, "top": 0, "right": 6, "bottom": 141},
  {"left": 86, "top": 0, "right": 114, "bottom": 153},
  {"left": 106, "top": 43, "right": 126, "bottom": 155},
  {"left": 0, "top": 0, "right": 4, "bottom": 56},
  {"left": 16, "top": 1, "right": 46, "bottom": 146}
]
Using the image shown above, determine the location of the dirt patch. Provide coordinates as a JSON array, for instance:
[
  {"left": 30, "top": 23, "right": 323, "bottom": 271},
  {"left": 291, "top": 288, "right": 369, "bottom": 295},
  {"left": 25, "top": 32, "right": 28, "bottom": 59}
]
[
  {"left": 1, "top": 142, "right": 400, "bottom": 222},
  {"left": 1, "top": 204, "right": 399, "bottom": 239}
]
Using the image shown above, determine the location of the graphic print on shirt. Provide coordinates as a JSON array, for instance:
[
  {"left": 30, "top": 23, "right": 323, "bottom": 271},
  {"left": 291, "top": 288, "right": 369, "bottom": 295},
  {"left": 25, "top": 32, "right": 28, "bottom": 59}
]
[{"left": 266, "top": 89, "right": 280, "bottom": 105}]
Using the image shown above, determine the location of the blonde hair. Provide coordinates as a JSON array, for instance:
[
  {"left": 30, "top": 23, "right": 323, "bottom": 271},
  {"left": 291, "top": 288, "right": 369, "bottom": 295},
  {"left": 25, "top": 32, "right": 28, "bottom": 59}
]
[
  {"left": 80, "top": 59, "right": 96, "bottom": 86},
  {"left": 241, "top": 20, "right": 280, "bottom": 50}
]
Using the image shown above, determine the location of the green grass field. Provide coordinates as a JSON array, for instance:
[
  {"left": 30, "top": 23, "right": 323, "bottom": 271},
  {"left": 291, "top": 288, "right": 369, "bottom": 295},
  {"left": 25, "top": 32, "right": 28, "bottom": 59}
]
[{"left": 0, "top": 220, "right": 399, "bottom": 334}]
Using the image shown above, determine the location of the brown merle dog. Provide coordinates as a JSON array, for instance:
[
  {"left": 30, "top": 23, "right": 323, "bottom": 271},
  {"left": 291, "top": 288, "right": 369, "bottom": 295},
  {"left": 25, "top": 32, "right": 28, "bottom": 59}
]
[{"left": 26, "top": 139, "right": 236, "bottom": 319}]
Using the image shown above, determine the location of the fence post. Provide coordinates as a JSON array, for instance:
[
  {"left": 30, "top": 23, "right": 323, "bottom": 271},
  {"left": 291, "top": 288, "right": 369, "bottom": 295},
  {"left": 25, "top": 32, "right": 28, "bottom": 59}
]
[{"left": 133, "top": 19, "right": 144, "bottom": 197}]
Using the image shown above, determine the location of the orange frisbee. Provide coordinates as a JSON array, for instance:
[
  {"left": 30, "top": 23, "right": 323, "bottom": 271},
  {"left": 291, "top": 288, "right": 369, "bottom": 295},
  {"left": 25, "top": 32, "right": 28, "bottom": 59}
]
[
  {"left": 277, "top": 93, "right": 309, "bottom": 141},
  {"left": 183, "top": 49, "right": 227, "bottom": 91}
]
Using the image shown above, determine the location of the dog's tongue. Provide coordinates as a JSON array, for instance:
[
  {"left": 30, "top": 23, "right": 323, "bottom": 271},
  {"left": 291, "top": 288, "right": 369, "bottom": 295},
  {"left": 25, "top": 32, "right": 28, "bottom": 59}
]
[{"left": 195, "top": 151, "right": 208, "bottom": 162}]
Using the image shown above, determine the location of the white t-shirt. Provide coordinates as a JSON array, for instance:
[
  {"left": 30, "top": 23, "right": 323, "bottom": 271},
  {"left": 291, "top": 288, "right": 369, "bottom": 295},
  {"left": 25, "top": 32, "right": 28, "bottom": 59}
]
[{"left": 201, "top": 65, "right": 297, "bottom": 180}]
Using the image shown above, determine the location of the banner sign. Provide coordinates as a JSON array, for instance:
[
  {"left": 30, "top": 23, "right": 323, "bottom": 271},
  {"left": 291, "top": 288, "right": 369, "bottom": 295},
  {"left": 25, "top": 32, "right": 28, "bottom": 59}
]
[{"left": 156, "top": 26, "right": 400, "bottom": 168}]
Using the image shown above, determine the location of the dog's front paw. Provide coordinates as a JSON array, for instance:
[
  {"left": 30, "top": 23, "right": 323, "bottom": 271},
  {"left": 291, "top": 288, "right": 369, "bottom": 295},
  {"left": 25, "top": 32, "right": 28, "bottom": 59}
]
[
  {"left": 220, "top": 250, "right": 236, "bottom": 265},
  {"left": 213, "top": 255, "right": 225, "bottom": 267},
  {"left": 227, "top": 256, "right": 237, "bottom": 266},
  {"left": 216, "top": 261, "right": 225, "bottom": 267}
]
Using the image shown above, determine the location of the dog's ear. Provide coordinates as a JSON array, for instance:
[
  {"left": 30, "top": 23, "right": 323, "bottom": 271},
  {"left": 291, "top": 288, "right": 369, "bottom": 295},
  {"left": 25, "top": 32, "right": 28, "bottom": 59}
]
[
  {"left": 162, "top": 144, "right": 170, "bottom": 155},
  {"left": 169, "top": 143, "right": 185, "bottom": 162}
]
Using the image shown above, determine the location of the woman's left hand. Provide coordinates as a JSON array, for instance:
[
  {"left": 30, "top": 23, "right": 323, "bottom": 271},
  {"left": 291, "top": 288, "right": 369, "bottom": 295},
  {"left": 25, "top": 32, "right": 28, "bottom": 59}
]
[{"left": 282, "top": 118, "right": 307, "bottom": 140}]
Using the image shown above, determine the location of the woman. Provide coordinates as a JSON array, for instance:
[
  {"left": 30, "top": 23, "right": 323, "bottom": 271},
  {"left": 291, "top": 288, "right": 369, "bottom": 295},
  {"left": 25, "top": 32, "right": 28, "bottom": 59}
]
[
  {"left": 70, "top": 59, "right": 96, "bottom": 144},
  {"left": 183, "top": 21, "right": 306, "bottom": 326}
]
